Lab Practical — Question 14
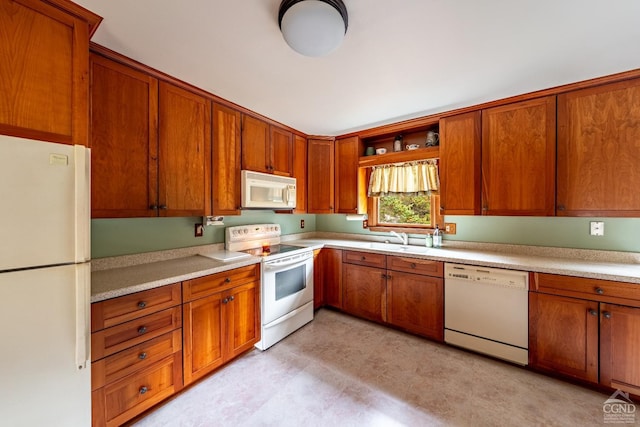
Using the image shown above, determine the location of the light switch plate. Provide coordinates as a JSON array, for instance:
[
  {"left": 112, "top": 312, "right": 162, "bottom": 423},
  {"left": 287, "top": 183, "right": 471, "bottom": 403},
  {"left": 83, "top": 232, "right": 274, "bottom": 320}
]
[{"left": 590, "top": 221, "right": 604, "bottom": 236}]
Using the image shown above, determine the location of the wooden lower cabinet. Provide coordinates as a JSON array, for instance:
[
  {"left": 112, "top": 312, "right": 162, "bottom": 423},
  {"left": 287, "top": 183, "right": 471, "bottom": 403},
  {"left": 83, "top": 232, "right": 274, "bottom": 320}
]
[
  {"left": 340, "top": 251, "right": 444, "bottom": 341},
  {"left": 316, "top": 248, "right": 343, "bottom": 309},
  {"left": 343, "top": 263, "right": 387, "bottom": 323},
  {"left": 529, "top": 292, "right": 599, "bottom": 383},
  {"left": 182, "top": 267, "right": 260, "bottom": 386},
  {"left": 529, "top": 273, "right": 640, "bottom": 395}
]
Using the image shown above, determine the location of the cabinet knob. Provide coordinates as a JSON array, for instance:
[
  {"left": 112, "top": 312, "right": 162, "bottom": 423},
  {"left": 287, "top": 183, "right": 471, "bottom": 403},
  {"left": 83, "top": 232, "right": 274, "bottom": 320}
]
[
  {"left": 139, "top": 386, "right": 148, "bottom": 395},
  {"left": 225, "top": 277, "right": 231, "bottom": 283},
  {"left": 222, "top": 297, "right": 229, "bottom": 304},
  {"left": 137, "top": 301, "right": 147, "bottom": 309},
  {"left": 361, "top": 256, "right": 366, "bottom": 261},
  {"left": 137, "top": 326, "right": 147, "bottom": 334},
  {"left": 557, "top": 204, "right": 566, "bottom": 211},
  {"left": 159, "top": 205, "right": 168, "bottom": 210},
  {"left": 138, "top": 352, "right": 147, "bottom": 360},
  {"left": 603, "top": 311, "right": 612, "bottom": 319},
  {"left": 229, "top": 295, "right": 235, "bottom": 302},
  {"left": 595, "top": 287, "right": 604, "bottom": 295},
  {"left": 410, "top": 263, "right": 416, "bottom": 269},
  {"left": 588, "top": 309, "right": 598, "bottom": 316},
  {"left": 149, "top": 204, "right": 158, "bottom": 210}
]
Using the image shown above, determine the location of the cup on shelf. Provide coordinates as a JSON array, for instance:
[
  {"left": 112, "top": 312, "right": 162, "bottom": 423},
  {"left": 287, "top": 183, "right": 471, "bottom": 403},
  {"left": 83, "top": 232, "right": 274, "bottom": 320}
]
[
  {"left": 365, "top": 146, "right": 375, "bottom": 156},
  {"left": 426, "top": 131, "right": 439, "bottom": 147},
  {"left": 375, "top": 148, "right": 387, "bottom": 155},
  {"left": 406, "top": 144, "right": 420, "bottom": 150}
]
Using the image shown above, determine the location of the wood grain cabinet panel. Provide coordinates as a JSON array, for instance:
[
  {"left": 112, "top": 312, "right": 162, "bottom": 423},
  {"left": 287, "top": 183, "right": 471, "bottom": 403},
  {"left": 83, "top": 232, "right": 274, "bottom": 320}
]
[
  {"left": 241, "top": 115, "right": 270, "bottom": 174},
  {"left": 343, "top": 263, "right": 387, "bottom": 323},
  {"left": 387, "top": 271, "right": 443, "bottom": 340},
  {"left": 158, "top": 82, "right": 211, "bottom": 217},
  {"left": 292, "top": 134, "right": 307, "bottom": 213},
  {"left": 307, "top": 138, "right": 335, "bottom": 213},
  {"left": 315, "top": 248, "right": 343, "bottom": 309},
  {"left": 482, "top": 96, "right": 556, "bottom": 216},
  {"left": 212, "top": 103, "right": 242, "bottom": 215},
  {"left": 90, "top": 54, "right": 159, "bottom": 218},
  {"left": 557, "top": 78, "right": 640, "bottom": 216},
  {"left": 529, "top": 292, "right": 599, "bottom": 383},
  {"left": 600, "top": 303, "right": 640, "bottom": 395},
  {"left": 335, "top": 136, "right": 365, "bottom": 214},
  {"left": 225, "top": 282, "right": 260, "bottom": 359},
  {"left": 270, "top": 125, "right": 293, "bottom": 176},
  {"left": 439, "top": 111, "right": 482, "bottom": 215},
  {"left": 0, "top": 0, "right": 97, "bottom": 145}
]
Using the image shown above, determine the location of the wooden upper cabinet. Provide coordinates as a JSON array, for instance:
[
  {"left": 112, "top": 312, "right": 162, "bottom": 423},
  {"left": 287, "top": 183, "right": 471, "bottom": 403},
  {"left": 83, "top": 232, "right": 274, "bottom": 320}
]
[
  {"left": 90, "top": 54, "right": 159, "bottom": 218},
  {"left": 0, "top": 0, "right": 100, "bottom": 145},
  {"left": 212, "top": 103, "right": 242, "bottom": 215},
  {"left": 482, "top": 96, "right": 556, "bottom": 216},
  {"left": 158, "top": 82, "right": 211, "bottom": 217},
  {"left": 307, "top": 138, "right": 335, "bottom": 213},
  {"left": 241, "top": 115, "right": 269, "bottom": 174},
  {"left": 439, "top": 111, "right": 482, "bottom": 215},
  {"left": 557, "top": 78, "right": 640, "bottom": 216},
  {"left": 270, "top": 125, "right": 293, "bottom": 176},
  {"left": 292, "top": 134, "right": 307, "bottom": 213},
  {"left": 335, "top": 136, "right": 365, "bottom": 214}
]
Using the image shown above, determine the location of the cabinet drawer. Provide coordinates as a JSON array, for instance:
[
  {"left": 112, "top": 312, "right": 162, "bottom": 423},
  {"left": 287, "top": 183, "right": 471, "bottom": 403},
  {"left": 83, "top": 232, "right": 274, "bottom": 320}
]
[
  {"left": 92, "top": 306, "right": 182, "bottom": 361},
  {"left": 92, "top": 330, "right": 182, "bottom": 390},
  {"left": 98, "top": 353, "right": 182, "bottom": 427},
  {"left": 343, "top": 251, "right": 386, "bottom": 268},
  {"left": 387, "top": 256, "right": 443, "bottom": 277},
  {"left": 183, "top": 264, "right": 259, "bottom": 302},
  {"left": 92, "top": 283, "right": 181, "bottom": 332},
  {"left": 533, "top": 273, "right": 640, "bottom": 306}
]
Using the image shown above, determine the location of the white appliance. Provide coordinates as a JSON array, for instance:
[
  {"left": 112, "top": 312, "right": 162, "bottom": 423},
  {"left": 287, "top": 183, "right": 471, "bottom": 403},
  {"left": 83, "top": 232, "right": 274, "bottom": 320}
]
[
  {"left": 444, "top": 263, "right": 529, "bottom": 365},
  {"left": 241, "top": 170, "right": 296, "bottom": 210},
  {"left": 226, "top": 224, "right": 313, "bottom": 350},
  {"left": 0, "top": 135, "right": 91, "bottom": 427}
]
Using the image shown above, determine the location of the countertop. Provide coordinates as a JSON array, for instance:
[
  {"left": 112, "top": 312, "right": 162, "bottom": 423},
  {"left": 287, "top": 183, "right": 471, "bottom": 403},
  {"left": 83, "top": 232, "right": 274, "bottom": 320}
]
[{"left": 91, "top": 236, "right": 640, "bottom": 303}]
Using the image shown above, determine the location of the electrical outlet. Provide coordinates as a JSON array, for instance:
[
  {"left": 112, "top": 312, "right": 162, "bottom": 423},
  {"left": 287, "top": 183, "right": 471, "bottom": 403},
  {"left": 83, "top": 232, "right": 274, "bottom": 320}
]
[
  {"left": 300, "top": 219, "right": 305, "bottom": 229},
  {"left": 444, "top": 223, "right": 457, "bottom": 234},
  {"left": 590, "top": 221, "right": 604, "bottom": 236},
  {"left": 194, "top": 223, "right": 204, "bottom": 237},
  {"left": 363, "top": 219, "right": 368, "bottom": 229}
]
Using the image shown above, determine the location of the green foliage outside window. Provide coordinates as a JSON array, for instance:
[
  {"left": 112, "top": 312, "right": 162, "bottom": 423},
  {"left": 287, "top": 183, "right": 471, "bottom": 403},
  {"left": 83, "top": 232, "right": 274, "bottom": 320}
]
[{"left": 378, "top": 193, "right": 431, "bottom": 225}]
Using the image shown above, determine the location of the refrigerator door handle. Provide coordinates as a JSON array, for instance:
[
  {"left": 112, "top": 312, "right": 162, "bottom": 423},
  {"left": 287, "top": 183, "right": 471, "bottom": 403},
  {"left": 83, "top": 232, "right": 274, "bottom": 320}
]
[
  {"left": 75, "top": 263, "right": 91, "bottom": 370},
  {"left": 74, "top": 145, "right": 91, "bottom": 263}
]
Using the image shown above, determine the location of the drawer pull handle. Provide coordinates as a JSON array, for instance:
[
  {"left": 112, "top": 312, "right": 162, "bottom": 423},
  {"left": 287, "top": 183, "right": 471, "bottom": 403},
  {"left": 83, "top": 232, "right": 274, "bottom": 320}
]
[
  {"left": 138, "top": 352, "right": 147, "bottom": 360},
  {"left": 138, "top": 301, "right": 147, "bottom": 309},
  {"left": 588, "top": 309, "right": 598, "bottom": 316},
  {"left": 595, "top": 287, "right": 604, "bottom": 295},
  {"left": 138, "top": 326, "right": 147, "bottom": 334},
  {"left": 411, "top": 263, "right": 416, "bottom": 268},
  {"left": 225, "top": 277, "right": 231, "bottom": 283},
  {"left": 603, "top": 311, "right": 612, "bottom": 319},
  {"left": 139, "top": 386, "right": 148, "bottom": 395},
  {"left": 361, "top": 256, "right": 366, "bottom": 261}
]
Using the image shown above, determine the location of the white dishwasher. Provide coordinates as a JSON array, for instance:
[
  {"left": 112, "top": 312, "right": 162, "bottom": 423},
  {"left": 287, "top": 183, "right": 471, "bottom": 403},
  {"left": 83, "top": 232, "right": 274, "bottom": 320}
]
[{"left": 444, "top": 263, "right": 529, "bottom": 365}]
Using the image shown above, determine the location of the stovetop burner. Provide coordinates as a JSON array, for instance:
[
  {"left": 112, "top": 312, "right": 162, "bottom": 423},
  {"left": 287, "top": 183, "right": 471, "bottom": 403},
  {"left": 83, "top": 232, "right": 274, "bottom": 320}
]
[
  {"left": 225, "top": 224, "right": 310, "bottom": 260},
  {"left": 243, "top": 244, "right": 305, "bottom": 257}
]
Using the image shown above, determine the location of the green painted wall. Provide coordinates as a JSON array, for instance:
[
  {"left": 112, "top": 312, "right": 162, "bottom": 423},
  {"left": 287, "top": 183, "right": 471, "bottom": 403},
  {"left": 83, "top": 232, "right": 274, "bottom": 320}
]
[
  {"left": 315, "top": 214, "right": 640, "bottom": 253},
  {"left": 91, "top": 211, "right": 315, "bottom": 258}
]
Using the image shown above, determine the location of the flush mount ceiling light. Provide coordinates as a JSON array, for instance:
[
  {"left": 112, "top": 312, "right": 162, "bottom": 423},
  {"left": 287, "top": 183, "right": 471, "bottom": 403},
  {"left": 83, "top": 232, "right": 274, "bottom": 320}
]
[{"left": 278, "top": 0, "right": 348, "bottom": 57}]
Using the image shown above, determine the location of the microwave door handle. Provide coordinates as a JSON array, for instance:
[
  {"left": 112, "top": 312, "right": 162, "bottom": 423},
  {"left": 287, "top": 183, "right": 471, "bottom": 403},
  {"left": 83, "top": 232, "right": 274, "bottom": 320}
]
[{"left": 283, "top": 187, "right": 289, "bottom": 205}]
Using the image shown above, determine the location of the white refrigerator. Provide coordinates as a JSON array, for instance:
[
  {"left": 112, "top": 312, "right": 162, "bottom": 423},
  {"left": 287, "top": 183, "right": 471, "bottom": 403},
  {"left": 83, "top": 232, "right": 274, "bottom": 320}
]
[{"left": 0, "top": 135, "right": 91, "bottom": 427}]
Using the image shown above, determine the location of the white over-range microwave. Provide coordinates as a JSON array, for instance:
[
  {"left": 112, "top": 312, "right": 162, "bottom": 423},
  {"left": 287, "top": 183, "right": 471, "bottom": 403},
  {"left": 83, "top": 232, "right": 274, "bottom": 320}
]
[{"left": 241, "top": 170, "right": 296, "bottom": 210}]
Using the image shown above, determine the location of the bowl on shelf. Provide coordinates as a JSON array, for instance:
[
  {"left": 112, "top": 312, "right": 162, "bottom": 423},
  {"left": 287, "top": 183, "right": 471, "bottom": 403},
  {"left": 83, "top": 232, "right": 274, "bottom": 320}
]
[{"left": 375, "top": 148, "right": 387, "bottom": 155}]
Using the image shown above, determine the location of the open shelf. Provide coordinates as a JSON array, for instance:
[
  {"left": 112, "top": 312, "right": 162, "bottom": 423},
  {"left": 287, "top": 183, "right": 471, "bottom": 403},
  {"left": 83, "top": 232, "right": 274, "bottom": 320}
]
[{"left": 358, "top": 146, "right": 440, "bottom": 167}]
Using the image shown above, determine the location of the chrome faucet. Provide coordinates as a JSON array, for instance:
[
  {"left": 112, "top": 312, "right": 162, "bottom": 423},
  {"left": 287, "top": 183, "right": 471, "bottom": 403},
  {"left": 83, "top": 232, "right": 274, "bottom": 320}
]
[{"left": 390, "top": 231, "right": 408, "bottom": 246}]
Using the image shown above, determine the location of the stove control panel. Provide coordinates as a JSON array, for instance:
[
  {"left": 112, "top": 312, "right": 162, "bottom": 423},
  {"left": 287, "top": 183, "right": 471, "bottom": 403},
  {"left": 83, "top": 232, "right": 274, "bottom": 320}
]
[{"left": 226, "top": 224, "right": 282, "bottom": 251}]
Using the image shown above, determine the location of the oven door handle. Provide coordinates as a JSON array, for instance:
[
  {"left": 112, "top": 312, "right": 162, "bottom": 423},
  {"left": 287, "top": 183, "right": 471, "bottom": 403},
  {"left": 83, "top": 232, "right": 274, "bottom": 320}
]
[{"left": 264, "top": 257, "right": 307, "bottom": 271}]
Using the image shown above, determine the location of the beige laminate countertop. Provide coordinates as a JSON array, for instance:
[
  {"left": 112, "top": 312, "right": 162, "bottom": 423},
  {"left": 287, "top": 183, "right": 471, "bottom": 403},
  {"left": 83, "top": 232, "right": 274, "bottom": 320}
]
[{"left": 91, "top": 237, "right": 640, "bottom": 303}]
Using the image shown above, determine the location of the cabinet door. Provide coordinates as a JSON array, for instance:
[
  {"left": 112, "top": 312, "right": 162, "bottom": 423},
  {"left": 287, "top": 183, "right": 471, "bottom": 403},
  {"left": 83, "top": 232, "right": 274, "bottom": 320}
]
[
  {"left": 225, "top": 282, "right": 260, "bottom": 360},
  {"left": 387, "top": 271, "right": 443, "bottom": 341},
  {"left": 482, "top": 97, "right": 556, "bottom": 215},
  {"left": 0, "top": 0, "right": 91, "bottom": 145},
  {"left": 183, "top": 293, "right": 224, "bottom": 385},
  {"left": 600, "top": 303, "right": 640, "bottom": 395},
  {"left": 529, "top": 292, "right": 598, "bottom": 383},
  {"left": 241, "top": 115, "right": 270, "bottom": 174},
  {"left": 270, "top": 126, "right": 293, "bottom": 176},
  {"left": 320, "top": 248, "right": 343, "bottom": 309},
  {"left": 557, "top": 79, "right": 640, "bottom": 216},
  {"left": 158, "top": 82, "right": 211, "bottom": 217},
  {"left": 439, "top": 111, "right": 481, "bottom": 215},
  {"left": 307, "top": 138, "right": 335, "bottom": 213},
  {"left": 212, "top": 103, "right": 242, "bottom": 215},
  {"left": 343, "top": 263, "right": 386, "bottom": 323},
  {"left": 90, "top": 54, "right": 159, "bottom": 218},
  {"left": 335, "top": 136, "right": 365, "bottom": 214},
  {"left": 292, "top": 134, "right": 307, "bottom": 213}
]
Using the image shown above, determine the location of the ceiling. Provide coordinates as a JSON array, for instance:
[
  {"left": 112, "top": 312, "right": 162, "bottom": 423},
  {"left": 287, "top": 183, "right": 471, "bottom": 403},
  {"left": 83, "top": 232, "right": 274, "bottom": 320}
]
[{"left": 76, "top": 0, "right": 640, "bottom": 136}]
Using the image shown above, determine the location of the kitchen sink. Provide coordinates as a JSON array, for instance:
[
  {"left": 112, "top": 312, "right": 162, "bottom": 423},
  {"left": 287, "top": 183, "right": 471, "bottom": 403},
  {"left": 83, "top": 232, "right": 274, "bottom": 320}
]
[{"left": 361, "top": 242, "right": 430, "bottom": 254}]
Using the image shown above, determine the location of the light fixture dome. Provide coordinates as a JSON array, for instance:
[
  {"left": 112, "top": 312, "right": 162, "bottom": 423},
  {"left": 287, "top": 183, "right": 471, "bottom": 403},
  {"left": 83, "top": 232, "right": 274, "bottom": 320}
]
[{"left": 278, "top": 0, "right": 348, "bottom": 57}]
